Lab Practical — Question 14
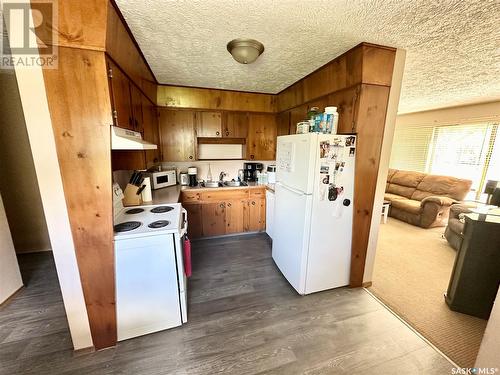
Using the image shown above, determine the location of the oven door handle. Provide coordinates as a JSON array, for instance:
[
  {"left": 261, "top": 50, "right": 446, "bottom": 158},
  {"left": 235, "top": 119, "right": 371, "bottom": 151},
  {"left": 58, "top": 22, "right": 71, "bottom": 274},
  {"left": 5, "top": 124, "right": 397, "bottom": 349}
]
[{"left": 180, "top": 208, "right": 188, "bottom": 236}]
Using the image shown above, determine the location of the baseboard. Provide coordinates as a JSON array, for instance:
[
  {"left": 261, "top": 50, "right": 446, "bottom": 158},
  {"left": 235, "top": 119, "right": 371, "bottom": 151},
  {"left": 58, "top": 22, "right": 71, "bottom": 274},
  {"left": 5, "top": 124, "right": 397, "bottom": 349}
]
[
  {"left": 191, "top": 231, "right": 265, "bottom": 241},
  {"left": 0, "top": 285, "right": 24, "bottom": 307},
  {"left": 73, "top": 346, "right": 95, "bottom": 356},
  {"left": 362, "top": 281, "right": 372, "bottom": 288}
]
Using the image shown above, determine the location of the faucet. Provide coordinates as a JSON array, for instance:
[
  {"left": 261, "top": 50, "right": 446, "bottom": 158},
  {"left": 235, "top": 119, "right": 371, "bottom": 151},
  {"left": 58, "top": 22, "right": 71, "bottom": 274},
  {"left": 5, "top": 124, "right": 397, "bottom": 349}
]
[{"left": 219, "top": 171, "right": 227, "bottom": 181}]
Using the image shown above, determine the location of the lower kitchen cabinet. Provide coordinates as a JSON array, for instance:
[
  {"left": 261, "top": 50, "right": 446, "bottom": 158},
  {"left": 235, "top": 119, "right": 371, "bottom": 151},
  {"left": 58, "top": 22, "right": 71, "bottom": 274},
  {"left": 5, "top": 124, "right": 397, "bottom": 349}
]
[
  {"left": 181, "top": 188, "right": 266, "bottom": 238},
  {"left": 247, "top": 198, "right": 266, "bottom": 231},
  {"left": 201, "top": 202, "right": 226, "bottom": 237},
  {"left": 225, "top": 199, "right": 246, "bottom": 234}
]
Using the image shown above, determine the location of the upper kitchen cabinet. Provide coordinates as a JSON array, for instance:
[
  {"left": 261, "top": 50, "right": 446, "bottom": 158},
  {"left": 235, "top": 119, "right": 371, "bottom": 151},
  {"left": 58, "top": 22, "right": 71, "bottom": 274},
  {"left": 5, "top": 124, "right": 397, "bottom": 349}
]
[
  {"left": 107, "top": 58, "right": 145, "bottom": 133},
  {"left": 247, "top": 113, "right": 277, "bottom": 160},
  {"left": 159, "top": 109, "right": 196, "bottom": 161},
  {"left": 107, "top": 59, "right": 133, "bottom": 130},
  {"left": 195, "top": 111, "right": 222, "bottom": 137},
  {"left": 142, "top": 96, "right": 160, "bottom": 165},
  {"left": 224, "top": 112, "right": 248, "bottom": 138}
]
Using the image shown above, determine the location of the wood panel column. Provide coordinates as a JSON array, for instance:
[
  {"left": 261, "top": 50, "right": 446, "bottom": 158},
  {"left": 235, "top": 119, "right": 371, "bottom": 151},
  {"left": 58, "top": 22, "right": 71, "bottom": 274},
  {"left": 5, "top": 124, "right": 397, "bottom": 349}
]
[{"left": 36, "top": 0, "right": 117, "bottom": 349}]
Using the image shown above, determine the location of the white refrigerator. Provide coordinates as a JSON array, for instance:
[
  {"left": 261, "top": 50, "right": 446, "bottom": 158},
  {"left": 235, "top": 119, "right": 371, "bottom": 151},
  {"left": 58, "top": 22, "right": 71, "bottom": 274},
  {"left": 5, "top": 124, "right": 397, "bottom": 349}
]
[{"left": 272, "top": 133, "right": 356, "bottom": 295}]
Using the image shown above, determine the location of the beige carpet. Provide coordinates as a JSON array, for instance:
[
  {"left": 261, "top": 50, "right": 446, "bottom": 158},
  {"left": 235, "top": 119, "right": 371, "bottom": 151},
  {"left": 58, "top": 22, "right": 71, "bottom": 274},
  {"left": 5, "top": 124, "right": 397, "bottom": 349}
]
[{"left": 369, "top": 217, "right": 487, "bottom": 368}]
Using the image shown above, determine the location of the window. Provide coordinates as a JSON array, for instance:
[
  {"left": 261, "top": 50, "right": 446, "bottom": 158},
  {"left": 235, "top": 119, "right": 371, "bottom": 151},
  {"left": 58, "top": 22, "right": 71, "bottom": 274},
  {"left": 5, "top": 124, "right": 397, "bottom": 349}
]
[
  {"left": 390, "top": 122, "right": 499, "bottom": 199},
  {"left": 427, "top": 124, "right": 492, "bottom": 190}
]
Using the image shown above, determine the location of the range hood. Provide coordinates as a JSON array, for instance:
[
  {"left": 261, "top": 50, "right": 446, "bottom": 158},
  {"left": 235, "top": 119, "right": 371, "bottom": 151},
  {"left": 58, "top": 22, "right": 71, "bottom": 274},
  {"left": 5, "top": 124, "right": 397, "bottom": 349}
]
[{"left": 111, "top": 126, "right": 157, "bottom": 150}]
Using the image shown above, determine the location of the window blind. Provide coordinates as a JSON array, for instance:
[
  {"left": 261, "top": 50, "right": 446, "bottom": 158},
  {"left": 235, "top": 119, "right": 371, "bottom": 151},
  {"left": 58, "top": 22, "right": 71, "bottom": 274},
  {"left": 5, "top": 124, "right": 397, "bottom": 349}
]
[
  {"left": 428, "top": 124, "right": 491, "bottom": 190},
  {"left": 389, "top": 123, "right": 434, "bottom": 173},
  {"left": 390, "top": 122, "right": 499, "bottom": 197}
]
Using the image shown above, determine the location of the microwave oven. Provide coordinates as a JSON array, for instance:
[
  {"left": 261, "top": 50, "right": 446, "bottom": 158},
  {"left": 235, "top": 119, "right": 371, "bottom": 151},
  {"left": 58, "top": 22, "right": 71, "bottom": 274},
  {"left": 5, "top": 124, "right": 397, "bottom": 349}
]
[{"left": 148, "top": 170, "right": 176, "bottom": 190}]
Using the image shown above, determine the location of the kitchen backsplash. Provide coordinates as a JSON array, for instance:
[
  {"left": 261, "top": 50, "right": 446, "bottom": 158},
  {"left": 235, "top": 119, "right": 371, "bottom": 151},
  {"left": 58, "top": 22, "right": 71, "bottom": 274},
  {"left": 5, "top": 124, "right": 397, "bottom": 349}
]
[
  {"left": 113, "top": 160, "right": 276, "bottom": 188},
  {"left": 161, "top": 160, "right": 275, "bottom": 182}
]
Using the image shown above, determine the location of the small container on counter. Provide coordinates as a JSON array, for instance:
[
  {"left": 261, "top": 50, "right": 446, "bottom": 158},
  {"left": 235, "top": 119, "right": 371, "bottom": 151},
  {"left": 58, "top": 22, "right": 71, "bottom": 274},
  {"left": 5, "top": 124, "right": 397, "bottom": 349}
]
[
  {"left": 141, "top": 177, "right": 153, "bottom": 202},
  {"left": 267, "top": 165, "right": 276, "bottom": 184}
]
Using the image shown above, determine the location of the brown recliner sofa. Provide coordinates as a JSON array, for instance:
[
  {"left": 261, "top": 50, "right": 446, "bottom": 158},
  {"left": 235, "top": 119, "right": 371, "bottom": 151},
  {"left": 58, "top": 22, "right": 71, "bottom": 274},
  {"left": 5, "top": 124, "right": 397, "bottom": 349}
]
[{"left": 385, "top": 169, "right": 472, "bottom": 228}]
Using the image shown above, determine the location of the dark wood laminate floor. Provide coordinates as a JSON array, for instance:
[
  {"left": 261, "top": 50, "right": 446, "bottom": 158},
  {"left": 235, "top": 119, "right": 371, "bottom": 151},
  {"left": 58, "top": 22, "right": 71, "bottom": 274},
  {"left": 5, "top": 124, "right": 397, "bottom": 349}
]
[{"left": 1, "top": 234, "right": 453, "bottom": 374}]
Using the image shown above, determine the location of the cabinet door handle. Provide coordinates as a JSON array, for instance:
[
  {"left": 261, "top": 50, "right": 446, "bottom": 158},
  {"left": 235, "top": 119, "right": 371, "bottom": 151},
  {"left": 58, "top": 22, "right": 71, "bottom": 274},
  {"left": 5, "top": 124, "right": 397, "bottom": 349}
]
[
  {"left": 227, "top": 203, "right": 231, "bottom": 207},
  {"left": 226, "top": 131, "right": 229, "bottom": 136},
  {"left": 220, "top": 203, "right": 225, "bottom": 208},
  {"left": 252, "top": 201, "right": 256, "bottom": 205},
  {"left": 189, "top": 155, "right": 193, "bottom": 159},
  {"left": 216, "top": 131, "right": 220, "bottom": 136},
  {"left": 250, "top": 155, "right": 254, "bottom": 159}
]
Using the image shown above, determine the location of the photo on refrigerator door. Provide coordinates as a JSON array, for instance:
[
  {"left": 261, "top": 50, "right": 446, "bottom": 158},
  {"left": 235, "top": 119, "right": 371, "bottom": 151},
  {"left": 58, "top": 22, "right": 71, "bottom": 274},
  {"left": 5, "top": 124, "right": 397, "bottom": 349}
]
[
  {"left": 320, "top": 141, "right": 330, "bottom": 159},
  {"left": 345, "top": 136, "right": 355, "bottom": 147}
]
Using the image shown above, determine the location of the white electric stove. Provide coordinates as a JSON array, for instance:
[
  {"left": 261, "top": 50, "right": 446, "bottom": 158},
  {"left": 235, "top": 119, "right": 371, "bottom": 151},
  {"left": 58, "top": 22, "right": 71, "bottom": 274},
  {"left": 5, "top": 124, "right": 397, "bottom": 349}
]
[{"left": 112, "top": 183, "right": 188, "bottom": 341}]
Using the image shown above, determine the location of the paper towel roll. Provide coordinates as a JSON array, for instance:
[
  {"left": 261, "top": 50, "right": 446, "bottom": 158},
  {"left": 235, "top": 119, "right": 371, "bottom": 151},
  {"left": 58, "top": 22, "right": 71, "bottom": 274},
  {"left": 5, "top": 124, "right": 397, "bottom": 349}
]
[{"left": 141, "top": 177, "right": 152, "bottom": 202}]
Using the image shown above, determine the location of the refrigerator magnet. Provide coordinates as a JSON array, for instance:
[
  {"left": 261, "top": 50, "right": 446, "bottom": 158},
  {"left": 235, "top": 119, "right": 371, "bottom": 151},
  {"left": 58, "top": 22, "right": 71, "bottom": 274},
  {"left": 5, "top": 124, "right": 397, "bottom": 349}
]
[
  {"left": 320, "top": 141, "right": 330, "bottom": 158},
  {"left": 345, "top": 136, "right": 355, "bottom": 147},
  {"left": 320, "top": 164, "right": 329, "bottom": 174},
  {"left": 328, "top": 184, "right": 338, "bottom": 201},
  {"left": 349, "top": 147, "right": 355, "bottom": 157}
]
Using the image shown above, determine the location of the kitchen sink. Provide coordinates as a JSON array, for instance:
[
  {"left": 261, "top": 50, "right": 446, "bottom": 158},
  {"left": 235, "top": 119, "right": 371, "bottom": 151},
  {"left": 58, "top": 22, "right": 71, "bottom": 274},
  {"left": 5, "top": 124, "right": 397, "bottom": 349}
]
[
  {"left": 202, "top": 181, "right": 222, "bottom": 188},
  {"left": 223, "top": 181, "right": 248, "bottom": 187},
  {"left": 200, "top": 181, "right": 248, "bottom": 188}
]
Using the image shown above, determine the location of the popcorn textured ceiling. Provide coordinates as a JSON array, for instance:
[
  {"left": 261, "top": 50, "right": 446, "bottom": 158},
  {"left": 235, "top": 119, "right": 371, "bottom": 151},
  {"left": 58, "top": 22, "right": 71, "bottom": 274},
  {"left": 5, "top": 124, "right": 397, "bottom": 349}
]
[{"left": 115, "top": 0, "right": 500, "bottom": 113}]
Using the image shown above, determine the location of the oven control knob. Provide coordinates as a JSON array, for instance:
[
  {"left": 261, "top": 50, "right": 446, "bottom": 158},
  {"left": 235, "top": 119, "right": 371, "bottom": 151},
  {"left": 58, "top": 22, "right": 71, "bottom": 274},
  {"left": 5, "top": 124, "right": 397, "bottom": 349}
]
[{"left": 343, "top": 199, "right": 351, "bottom": 206}]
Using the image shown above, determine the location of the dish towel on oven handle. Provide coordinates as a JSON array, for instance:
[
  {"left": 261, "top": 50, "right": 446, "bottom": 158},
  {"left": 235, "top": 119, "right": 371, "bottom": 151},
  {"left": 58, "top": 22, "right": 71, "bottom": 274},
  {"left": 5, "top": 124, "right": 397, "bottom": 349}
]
[{"left": 183, "top": 236, "right": 192, "bottom": 277}]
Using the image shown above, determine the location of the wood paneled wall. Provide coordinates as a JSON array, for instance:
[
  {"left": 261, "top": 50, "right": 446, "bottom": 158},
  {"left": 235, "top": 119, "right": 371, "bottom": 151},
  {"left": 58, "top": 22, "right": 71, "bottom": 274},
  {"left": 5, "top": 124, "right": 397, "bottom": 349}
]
[
  {"left": 157, "top": 85, "right": 277, "bottom": 113},
  {"left": 37, "top": 0, "right": 117, "bottom": 349},
  {"left": 277, "top": 43, "right": 395, "bottom": 112},
  {"left": 276, "top": 42, "right": 397, "bottom": 287}
]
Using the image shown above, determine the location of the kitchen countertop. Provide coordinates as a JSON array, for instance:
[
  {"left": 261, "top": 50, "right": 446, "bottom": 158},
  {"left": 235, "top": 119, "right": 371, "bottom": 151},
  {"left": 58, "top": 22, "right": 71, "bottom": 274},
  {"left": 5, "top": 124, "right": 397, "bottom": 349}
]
[
  {"left": 180, "top": 181, "right": 267, "bottom": 193},
  {"left": 145, "top": 182, "right": 270, "bottom": 205},
  {"left": 146, "top": 184, "right": 183, "bottom": 205}
]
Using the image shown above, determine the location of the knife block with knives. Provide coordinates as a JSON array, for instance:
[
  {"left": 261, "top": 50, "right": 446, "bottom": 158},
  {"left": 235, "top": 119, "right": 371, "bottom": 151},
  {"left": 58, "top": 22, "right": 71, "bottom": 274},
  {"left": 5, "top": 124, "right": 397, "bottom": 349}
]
[
  {"left": 123, "top": 171, "right": 146, "bottom": 206},
  {"left": 123, "top": 184, "right": 142, "bottom": 206}
]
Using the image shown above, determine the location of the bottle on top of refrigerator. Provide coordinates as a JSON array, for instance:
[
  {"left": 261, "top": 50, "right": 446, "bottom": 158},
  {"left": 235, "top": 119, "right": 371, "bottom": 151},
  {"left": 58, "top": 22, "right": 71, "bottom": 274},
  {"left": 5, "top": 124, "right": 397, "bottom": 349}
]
[
  {"left": 307, "top": 107, "right": 320, "bottom": 132},
  {"left": 324, "top": 106, "right": 339, "bottom": 134}
]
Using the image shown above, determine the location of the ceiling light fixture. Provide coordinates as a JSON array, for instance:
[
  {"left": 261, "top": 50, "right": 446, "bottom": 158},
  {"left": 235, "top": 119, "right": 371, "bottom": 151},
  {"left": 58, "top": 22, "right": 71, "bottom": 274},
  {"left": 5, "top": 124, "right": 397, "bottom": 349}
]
[{"left": 227, "top": 38, "right": 265, "bottom": 64}]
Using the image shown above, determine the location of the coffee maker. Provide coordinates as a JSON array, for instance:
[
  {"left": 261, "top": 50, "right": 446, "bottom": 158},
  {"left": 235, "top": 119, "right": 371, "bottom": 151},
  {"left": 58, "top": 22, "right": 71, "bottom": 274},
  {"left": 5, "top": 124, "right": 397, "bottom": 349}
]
[
  {"left": 187, "top": 167, "right": 198, "bottom": 187},
  {"left": 243, "top": 162, "right": 263, "bottom": 182}
]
